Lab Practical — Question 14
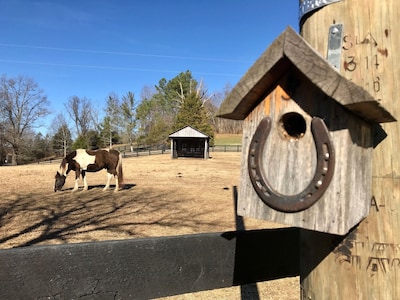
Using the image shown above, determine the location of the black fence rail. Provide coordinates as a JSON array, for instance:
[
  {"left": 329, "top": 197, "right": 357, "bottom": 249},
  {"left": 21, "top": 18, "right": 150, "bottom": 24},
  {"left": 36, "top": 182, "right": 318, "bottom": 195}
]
[
  {"left": 211, "top": 145, "right": 242, "bottom": 152},
  {"left": 116, "top": 145, "right": 169, "bottom": 158},
  {"left": 33, "top": 145, "right": 242, "bottom": 164},
  {"left": 115, "top": 144, "right": 242, "bottom": 158},
  {"left": 0, "top": 228, "right": 299, "bottom": 299}
]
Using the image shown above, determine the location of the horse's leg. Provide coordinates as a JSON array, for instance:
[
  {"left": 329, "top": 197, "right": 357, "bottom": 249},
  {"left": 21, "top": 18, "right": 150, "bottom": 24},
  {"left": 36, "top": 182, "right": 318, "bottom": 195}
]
[
  {"left": 103, "top": 172, "right": 113, "bottom": 191},
  {"left": 114, "top": 173, "right": 119, "bottom": 192},
  {"left": 82, "top": 170, "right": 88, "bottom": 191},
  {"left": 72, "top": 169, "right": 80, "bottom": 192}
]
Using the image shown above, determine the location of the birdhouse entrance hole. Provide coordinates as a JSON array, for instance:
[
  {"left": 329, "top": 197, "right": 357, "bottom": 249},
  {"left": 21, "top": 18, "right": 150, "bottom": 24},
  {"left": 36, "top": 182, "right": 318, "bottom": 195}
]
[{"left": 280, "top": 112, "right": 306, "bottom": 140}]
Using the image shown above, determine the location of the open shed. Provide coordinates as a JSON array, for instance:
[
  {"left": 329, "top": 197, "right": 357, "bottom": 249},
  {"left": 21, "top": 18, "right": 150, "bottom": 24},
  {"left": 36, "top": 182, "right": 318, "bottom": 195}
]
[{"left": 169, "top": 126, "right": 210, "bottom": 159}]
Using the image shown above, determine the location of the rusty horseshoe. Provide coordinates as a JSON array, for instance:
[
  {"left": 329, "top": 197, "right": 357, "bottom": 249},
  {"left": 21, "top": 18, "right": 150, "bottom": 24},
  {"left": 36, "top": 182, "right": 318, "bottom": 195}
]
[{"left": 248, "top": 116, "right": 335, "bottom": 213}]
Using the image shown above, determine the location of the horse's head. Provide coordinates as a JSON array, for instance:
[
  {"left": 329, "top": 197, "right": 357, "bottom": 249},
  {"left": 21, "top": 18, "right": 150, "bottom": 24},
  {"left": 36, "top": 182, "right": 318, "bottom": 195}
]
[{"left": 54, "top": 171, "right": 66, "bottom": 192}]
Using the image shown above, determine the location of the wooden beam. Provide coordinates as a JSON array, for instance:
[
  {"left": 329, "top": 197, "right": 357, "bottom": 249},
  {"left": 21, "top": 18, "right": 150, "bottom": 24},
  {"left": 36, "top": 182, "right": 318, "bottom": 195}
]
[{"left": 0, "top": 229, "right": 299, "bottom": 299}]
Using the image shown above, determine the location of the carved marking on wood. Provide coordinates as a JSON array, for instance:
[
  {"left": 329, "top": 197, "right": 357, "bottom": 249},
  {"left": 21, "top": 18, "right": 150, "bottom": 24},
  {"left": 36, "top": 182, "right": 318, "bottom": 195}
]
[
  {"left": 334, "top": 236, "right": 400, "bottom": 275},
  {"left": 371, "top": 196, "right": 385, "bottom": 212},
  {"left": 342, "top": 30, "right": 389, "bottom": 98}
]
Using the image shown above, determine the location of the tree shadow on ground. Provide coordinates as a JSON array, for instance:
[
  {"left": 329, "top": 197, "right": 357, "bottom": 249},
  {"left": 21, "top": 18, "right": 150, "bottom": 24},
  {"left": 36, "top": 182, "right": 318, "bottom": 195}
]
[{"left": 0, "top": 186, "right": 223, "bottom": 249}]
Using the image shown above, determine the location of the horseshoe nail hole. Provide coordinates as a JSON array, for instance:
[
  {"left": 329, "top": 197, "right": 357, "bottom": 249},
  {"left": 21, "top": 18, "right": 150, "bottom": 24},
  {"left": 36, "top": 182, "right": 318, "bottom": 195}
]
[{"left": 280, "top": 112, "right": 306, "bottom": 140}]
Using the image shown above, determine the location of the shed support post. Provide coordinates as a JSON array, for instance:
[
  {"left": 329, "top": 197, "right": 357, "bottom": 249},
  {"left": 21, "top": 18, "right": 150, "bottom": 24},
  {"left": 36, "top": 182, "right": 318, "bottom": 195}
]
[
  {"left": 204, "top": 139, "right": 208, "bottom": 159},
  {"left": 299, "top": 0, "right": 399, "bottom": 298},
  {"left": 170, "top": 139, "right": 174, "bottom": 159}
]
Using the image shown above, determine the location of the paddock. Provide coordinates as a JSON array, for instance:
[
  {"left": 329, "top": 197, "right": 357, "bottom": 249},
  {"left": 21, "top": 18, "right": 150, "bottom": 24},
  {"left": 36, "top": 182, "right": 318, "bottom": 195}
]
[{"left": 0, "top": 152, "right": 298, "bottom": 299}]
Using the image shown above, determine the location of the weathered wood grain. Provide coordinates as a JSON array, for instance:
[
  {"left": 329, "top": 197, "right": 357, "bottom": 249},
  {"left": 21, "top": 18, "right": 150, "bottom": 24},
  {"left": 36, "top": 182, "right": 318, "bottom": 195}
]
[
  {"left": 238, "top": 73, "right": 374, "bottom": 235},
  {"left": 300, "top": 1, "right": 400, "bottom": 299},
  {"left": 218, "top": 26, "right": 395, "bottom": 124}
]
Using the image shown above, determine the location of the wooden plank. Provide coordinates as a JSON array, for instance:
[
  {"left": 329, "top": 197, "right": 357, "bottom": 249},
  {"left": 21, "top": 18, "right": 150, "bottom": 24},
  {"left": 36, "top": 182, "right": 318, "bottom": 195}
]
[{"left": 0, "top": 229, "right": 299, "bottom": 299}]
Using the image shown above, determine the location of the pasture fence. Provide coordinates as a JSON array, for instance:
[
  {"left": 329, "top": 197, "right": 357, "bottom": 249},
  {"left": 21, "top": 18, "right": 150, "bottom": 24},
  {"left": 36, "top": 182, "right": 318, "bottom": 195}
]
[
  {"left": 211, "top": 144, "right": 242, "bottom": 152},
  {"left": 115, "top": 144, "right": 242, "bottom": 158},
  {"left": 0, "top": 229, "right": 299, "bottom": 299},
  {"left": 33, "top": 144, "right": 241, "bottom": 164}
]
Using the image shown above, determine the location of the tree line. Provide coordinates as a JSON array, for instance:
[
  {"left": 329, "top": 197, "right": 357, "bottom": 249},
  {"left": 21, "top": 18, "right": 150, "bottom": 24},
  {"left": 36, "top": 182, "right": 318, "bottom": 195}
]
[{"left": 0, "top": 71, "right": 242, "bottom": 165}]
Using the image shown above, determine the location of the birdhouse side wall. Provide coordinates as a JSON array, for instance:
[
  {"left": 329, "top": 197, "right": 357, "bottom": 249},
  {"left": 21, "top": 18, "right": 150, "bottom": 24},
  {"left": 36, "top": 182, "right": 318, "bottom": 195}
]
[{"left": 238, "top": 81, "right": 373, "bottom": 235}]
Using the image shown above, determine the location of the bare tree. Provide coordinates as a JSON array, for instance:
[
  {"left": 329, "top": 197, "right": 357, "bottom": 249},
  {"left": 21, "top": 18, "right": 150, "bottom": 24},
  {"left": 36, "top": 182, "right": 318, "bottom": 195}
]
[
  {"left": 140, "top": 85, "right": 156, "bottom": 101},
  {"left": 50, "top": 114, "right": 72, "bottom": 157},
  {"left": 104, "top": 92, "right": 121, "bottom": 147},
  {"left": 65, "top": 96, "right": 94, "bottom": 137},
  {"left": 120, "top": 91, "right": 137, "bottom": 152},
  {"left": 0, "top": 75, "right": 49, "bottom": 165},
  {"left": 214, "top": 83, "right": 243, "bottom": 134}
]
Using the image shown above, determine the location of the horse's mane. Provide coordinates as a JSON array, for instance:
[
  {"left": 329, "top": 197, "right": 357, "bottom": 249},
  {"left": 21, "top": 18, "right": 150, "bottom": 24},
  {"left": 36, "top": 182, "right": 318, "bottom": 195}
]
[
  {"left": 58, "top": 158, "right": 68, "bottom": 175},
  {"left": 58, "top": 150, "right": 77, "bottom": 175}
]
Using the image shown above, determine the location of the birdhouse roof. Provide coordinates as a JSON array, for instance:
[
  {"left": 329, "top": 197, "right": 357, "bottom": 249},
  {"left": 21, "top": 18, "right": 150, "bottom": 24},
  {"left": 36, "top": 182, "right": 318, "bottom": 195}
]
[
  {"left": 169, "top": 126, "right": 209, "bottom": 138},
  {"left": 218, "top": 26, "right": 395, "bottom": 123}
]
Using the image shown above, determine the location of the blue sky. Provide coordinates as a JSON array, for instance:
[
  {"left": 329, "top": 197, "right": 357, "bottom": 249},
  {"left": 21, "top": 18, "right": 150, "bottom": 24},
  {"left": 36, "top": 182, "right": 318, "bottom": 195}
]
[{"left": 0, "top": 0, "right": 299, "bottom": 134}]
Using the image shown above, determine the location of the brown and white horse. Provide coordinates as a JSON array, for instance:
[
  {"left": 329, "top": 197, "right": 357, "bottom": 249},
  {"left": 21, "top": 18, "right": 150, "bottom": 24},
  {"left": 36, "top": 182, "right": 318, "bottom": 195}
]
[{"left": 54, "top": 149, "right": 124, "bottom": 192}]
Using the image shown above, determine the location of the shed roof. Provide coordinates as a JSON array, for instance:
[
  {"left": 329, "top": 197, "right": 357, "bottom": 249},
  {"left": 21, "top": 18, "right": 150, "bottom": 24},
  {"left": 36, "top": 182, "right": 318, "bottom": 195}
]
[
  {"left": 218, "top": 26, "right": 395, "bottom": 124},
  {"left": 169, "top": 126, "right": 209, "bottom": 138}
]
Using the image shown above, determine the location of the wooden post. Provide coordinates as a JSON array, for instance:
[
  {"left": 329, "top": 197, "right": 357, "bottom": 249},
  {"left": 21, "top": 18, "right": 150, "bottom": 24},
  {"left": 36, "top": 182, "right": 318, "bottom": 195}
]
[{"left": 299, "top": 0, "right": 400, "bottom": 299}]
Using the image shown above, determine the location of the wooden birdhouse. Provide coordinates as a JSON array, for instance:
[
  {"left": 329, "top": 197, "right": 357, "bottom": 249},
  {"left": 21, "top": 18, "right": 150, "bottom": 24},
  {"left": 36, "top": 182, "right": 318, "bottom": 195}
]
[{"left": 218, "top": 27, "right": 395, "bottom": 235}]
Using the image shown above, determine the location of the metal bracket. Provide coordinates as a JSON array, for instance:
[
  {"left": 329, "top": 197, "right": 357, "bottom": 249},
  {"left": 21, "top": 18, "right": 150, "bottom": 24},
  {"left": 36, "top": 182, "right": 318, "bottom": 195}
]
[
  {"left": 248, "top": 117, "right": 335, "bottom": 213},
  {"left": 327, "top": 23, "right": 343, "bottom": 70}
]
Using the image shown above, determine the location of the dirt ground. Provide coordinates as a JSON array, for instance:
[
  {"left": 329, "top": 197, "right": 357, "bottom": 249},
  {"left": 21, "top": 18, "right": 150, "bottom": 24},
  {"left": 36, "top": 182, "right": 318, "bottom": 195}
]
[{"left": 0, "top": 152, "right": 299, "bottom": 299}]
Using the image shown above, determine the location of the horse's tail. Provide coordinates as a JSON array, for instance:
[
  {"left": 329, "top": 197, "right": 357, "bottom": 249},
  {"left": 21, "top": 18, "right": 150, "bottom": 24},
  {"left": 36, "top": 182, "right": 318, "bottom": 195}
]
[{"left": 117, "top": 151, "right": 125, "bottom": 189}]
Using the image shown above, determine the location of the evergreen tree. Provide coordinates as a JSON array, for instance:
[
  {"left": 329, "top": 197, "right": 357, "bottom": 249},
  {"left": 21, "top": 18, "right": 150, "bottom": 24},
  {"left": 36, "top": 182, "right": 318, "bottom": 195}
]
[
  {"left": 72, "top": 135, "right": 88, "bottom": 150},
  {"left": 173, "top": 92, "right": 214, "bottom": 142},
  {"left": 136, "top": 71, "right": 203, "bottom": 145},
  {"left": 98, "top": 116, "right": 121, "bottom": 148},
  {"left": 72, "top": 130, "right": 100, "bottom": 150}
]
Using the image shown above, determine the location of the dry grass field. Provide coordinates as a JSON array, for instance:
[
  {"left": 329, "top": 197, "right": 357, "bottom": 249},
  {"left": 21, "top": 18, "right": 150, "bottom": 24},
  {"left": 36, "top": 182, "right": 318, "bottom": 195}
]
[{"left": 0, "top": 152, "right": 298, "bottom": 299}]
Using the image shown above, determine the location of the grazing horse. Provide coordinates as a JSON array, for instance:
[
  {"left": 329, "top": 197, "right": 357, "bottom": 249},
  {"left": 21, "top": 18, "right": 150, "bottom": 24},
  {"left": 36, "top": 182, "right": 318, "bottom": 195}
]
[{"left": 54, "top": 149, "right": 124, "bottom": 192}]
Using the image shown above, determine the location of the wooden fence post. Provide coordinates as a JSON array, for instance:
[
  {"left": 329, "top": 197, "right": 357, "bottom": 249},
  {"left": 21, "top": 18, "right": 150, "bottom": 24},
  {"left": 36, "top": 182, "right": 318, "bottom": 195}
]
[{"left": 299, "top": 0, "right": 400, "bottom": 298}]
